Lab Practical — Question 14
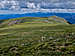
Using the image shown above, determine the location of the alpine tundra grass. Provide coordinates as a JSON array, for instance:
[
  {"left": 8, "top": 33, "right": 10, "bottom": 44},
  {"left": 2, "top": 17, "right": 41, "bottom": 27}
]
[{"left": 0, "top": 17, "right": 75, "bottom": 56}]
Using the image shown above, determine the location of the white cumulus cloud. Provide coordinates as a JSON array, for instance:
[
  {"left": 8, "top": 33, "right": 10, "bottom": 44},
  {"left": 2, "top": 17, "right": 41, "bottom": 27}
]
[
  {"left": 0, "top": 3, "right": 5, "bottom": 8},
  {"left": 27, "top": 2, "right": 36, "bottom": 9},
  {"left": 0, "top": 0, "right": 20, "bottom": 10}
]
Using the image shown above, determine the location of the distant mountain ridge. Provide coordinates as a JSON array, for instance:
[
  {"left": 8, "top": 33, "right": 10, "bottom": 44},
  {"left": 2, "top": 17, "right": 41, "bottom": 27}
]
[
  {"left": 0, "top": 16, "right": 68, "bottom": 28},
  {"left": 0, "top": 12, "right": 75, "bottom": 24}
]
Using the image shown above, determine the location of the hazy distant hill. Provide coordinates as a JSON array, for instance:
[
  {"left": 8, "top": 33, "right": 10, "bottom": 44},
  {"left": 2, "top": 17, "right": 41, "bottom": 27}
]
[
  {"left": 48, "top": 16, "right": 68, "bottom": 24},
  {"left": 0, "top": 16, "right": 68, "bottom": 28}
]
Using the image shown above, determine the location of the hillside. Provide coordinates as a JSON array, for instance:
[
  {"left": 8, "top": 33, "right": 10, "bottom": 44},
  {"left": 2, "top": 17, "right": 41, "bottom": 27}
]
[
  {"left": 48, "top": 16, "right": 68, "bottom": 24},
  {"left": 0, "top": 16, "right": 68, "bottom": 28},
  {"left": 0, "top": 17, "right": 75, "bottom": 56}
]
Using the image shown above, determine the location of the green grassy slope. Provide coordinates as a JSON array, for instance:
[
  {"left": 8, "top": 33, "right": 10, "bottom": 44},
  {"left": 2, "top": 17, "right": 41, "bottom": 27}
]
[
  {"left": 0, "top": 16, "right": 68, "bottom": 28},
  {"left": 48, "top": 16, "right": 68, "bottom": 24},
  {"left": 0, "top": 17, "right": 75, "bottom": 56}
]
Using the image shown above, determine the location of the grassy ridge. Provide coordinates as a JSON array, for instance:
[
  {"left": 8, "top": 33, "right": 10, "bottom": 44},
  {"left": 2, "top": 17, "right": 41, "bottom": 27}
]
[
  {"left": 0, "top": 16, "right": 68, "bottom": 28},
  {"left": 0, "top": 17, "right": 75, "bottom": 56}
]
